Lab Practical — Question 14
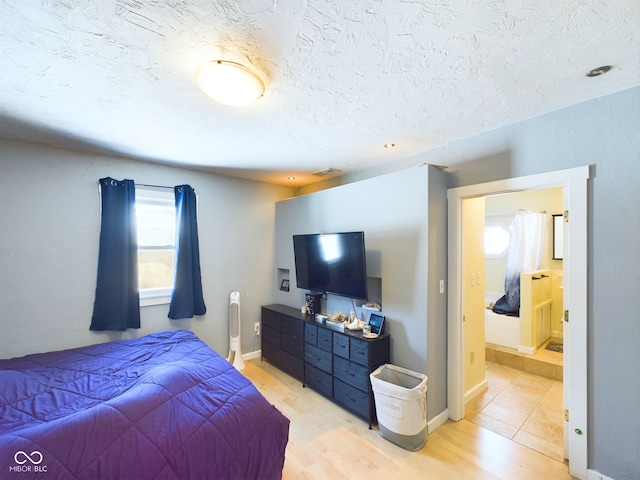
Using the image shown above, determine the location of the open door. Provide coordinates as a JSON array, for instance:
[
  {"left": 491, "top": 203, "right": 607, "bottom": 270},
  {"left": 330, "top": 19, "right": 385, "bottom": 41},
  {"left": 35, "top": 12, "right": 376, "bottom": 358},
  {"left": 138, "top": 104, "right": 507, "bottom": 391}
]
[
  {"left": 447, "top": 166, "right": 589, "bottom": 479},
  {"left": 562, "top": 190, "right": 570, "bottom": 460}
]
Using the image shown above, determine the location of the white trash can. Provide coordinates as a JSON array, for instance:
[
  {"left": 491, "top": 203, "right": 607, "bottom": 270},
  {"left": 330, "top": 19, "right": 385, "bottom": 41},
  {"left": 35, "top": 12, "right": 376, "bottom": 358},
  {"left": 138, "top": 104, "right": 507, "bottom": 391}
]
[{"left": 370, "top": 363, "right": 428, "bottom": 451}]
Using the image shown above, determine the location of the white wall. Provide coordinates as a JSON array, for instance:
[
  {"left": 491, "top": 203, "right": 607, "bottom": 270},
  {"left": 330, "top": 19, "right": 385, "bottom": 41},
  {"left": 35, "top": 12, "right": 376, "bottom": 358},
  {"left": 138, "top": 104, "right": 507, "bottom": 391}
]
[
  {"left": 0, "top": 139, "right": 293, "bottom": 359},
  {"left": 274, "top": 165, "right": 448, "bottom": 420}
]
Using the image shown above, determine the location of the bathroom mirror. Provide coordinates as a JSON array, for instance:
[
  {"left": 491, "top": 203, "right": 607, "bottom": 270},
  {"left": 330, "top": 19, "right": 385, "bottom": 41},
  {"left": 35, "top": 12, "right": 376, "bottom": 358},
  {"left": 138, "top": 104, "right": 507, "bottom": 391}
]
[{"left": 552, "top": 214, "right": 563, "bottom": 260}]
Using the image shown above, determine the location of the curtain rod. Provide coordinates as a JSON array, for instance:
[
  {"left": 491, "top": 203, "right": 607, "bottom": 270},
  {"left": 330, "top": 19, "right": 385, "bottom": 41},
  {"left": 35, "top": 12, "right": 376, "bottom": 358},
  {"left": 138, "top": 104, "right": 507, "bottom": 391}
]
[
  {"left": 97, "top": 180, "right": 191, "bottom": 192},
  {"left": 96, "top": 180, "right": 173, "bottom": 190},
  {"left": 135, "top": 183, "right": 174, "bottom": 190},
  {"left": 486, "top": 209, "right": 547, "bottom": 218}
]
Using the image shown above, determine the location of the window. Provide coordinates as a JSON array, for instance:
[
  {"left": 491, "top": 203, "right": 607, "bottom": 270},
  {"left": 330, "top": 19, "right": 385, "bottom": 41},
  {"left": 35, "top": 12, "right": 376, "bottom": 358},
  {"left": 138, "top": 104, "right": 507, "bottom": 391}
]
[
  {"left": 136, "top": 188, "right": 175, "bottom": 306},
  {"left": 484, "top": 222, "right": 510, "bottom": 258}
]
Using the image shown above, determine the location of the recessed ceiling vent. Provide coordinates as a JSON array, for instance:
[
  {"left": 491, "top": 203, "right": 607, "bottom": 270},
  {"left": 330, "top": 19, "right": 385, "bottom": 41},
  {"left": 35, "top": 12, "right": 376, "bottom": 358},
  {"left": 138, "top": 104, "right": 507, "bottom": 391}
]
[{"left": 313, "top": 167, "right": 342, "bottom": 177}]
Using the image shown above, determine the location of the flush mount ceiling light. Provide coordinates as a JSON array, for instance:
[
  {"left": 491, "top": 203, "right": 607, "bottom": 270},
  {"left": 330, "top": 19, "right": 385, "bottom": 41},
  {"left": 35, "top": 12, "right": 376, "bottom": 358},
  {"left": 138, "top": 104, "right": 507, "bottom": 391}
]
[
  {"left": 586, "top": 65, "right": 612, "bottom": 77},
  {"left": 383, "top": 143, "right": 396, "bottom": 148},
  {"left": 197, "top": 60, "right": 265, "bottom": 107}
]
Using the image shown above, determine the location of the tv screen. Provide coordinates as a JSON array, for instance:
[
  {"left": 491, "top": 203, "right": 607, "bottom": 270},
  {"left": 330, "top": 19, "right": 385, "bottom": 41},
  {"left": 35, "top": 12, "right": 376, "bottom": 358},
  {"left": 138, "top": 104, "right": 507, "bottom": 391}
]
[{"left": 293, "top": 232, "right": 368, "bottom": 300}]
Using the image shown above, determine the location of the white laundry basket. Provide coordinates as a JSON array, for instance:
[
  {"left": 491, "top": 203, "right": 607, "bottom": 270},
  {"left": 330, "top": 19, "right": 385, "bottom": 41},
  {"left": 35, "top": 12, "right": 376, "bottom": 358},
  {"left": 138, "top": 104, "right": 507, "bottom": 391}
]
[{"left": 370, "top": 364, "right": 428, "bottom": 451}]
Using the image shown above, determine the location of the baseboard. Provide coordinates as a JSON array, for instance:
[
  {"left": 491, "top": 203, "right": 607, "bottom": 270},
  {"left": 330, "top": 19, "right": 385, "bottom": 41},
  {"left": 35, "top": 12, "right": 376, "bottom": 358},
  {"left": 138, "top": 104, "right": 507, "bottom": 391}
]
[
  {"left": 553, "top": 329, "right": 564, "bottom": 339},
  {"left": 428, "top": 408, "right": 449, "bottom": 434},
  {"left": 587, "top": 469, "right": 615, "bottom": 480},
  {"left": 464, "top": 379, "right": 488, "bottom": 404},
  {"left": 518, "top": 345, "right": 535, "bottom": 355},
  {"left": 243, "top": 350, "right": 261, "bottom": 361}
]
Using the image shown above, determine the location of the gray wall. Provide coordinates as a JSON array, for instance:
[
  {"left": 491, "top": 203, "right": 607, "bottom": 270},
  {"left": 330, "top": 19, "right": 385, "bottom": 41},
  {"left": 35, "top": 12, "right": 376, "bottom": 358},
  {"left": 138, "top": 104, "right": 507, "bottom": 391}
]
[
  {"left": 439, "top": 87, "right": 640, "bottom": 480},
  {"left": 273, "top": 165, "right": 448, "bottom": 421},
  {"left": 303, "top": 86, "right": 640, "bottom": 480},
  {"left": 0, "top": 139, "right": 293, "bottom": 359}
]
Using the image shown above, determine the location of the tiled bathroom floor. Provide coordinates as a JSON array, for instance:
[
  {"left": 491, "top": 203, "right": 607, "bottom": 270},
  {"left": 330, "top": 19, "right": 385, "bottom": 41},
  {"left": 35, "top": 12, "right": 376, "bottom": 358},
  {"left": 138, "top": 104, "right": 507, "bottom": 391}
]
[
  {"left": 465, "top": 360, "right": 565, "bottom": 462},
  {"left": 486, "top": 338, "right": 564, "bottom": 380}
]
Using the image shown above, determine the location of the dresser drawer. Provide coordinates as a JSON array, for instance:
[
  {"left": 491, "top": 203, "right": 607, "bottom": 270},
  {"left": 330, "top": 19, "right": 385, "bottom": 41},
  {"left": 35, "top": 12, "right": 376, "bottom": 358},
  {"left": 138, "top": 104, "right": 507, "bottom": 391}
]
[
  {"left": 278, "top": 349, "right": 304, "bottom": 380},
  {"left": 333, "top": 333, "right": 350, "bottom": 359},
  {"left": 349, "top": 337, "right": 369, "bottom": 366},
  {"left": 262, "top": 341, "right": 279, "bottom": 362},
  {"left": 305, "top": 323, "right": 318, "bottom": 346},
  {"left": 305, "top": 363, "right": 333, "bottom": 397},
  {"left": 333, "top": 355, "right": 369, "bottom": 392},
  {"left": 262, "top": 324, "right": 280, "bottom": 347},
  {"left": 334, "top": 378, "right": 369, "bottom": 417},
  {"left": 318, "top": 328, "right": 333, "bottom": 352},
  {"left": 280, "top": 315, "right": 303, "bottom": 336},
  {"left": 305, "top": 344, "right": 332, "bottom": 374},
  {"left": 261, "top": 308, "right": 280, "bottom": 329},
  {"left": 282, "top": 332, "right": 303, "bottom": 357}
]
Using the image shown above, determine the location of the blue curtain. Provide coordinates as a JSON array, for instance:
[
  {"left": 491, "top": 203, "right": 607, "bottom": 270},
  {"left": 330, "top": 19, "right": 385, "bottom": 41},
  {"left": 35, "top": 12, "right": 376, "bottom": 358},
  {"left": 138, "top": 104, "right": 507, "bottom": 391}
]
[
  {"left": 90, "top": 178, "right": 141, "bottom": 331},
  {"left": 168, "top": 185, "right": 206, "bottom": 319}
]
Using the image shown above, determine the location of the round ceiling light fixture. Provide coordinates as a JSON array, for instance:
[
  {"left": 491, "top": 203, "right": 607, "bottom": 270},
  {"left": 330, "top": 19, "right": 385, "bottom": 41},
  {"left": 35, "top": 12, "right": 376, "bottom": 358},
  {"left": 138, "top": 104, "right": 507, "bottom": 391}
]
[
  {"left": 197, "top": 60, "right": 265, "bottom": 107},
  {"left": 586, "top": 65, "right": 612, "bottom": 77},
  {"left": 383, "top": 143, "right": 396, "bottom": 149}
]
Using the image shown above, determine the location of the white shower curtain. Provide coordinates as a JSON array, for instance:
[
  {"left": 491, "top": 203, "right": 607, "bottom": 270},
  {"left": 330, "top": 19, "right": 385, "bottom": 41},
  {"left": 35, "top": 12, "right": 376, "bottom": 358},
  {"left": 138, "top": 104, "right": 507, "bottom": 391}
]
[{"left": 493, "top": 210, "right": 546, "bottom": 315}]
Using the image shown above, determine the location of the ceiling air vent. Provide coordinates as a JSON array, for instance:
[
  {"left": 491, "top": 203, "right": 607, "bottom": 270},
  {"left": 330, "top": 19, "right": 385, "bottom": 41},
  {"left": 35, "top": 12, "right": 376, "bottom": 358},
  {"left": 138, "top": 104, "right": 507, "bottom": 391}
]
[{"left": 313, "top": 167, "right": 342, "bottom": 177}]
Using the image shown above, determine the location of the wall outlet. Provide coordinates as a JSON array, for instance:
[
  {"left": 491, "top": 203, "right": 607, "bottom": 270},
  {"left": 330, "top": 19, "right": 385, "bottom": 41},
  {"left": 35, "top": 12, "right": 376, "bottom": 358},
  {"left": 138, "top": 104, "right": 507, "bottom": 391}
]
[{"left": 254, "top": 322, "right": 260, "bottom": 335}]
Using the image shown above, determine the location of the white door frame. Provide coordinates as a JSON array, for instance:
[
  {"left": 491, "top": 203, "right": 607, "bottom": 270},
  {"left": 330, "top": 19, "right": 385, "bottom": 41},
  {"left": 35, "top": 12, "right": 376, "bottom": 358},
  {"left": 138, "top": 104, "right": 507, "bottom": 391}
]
[{"left": 447, "top": 166, "right": 589, "bottom": 479}]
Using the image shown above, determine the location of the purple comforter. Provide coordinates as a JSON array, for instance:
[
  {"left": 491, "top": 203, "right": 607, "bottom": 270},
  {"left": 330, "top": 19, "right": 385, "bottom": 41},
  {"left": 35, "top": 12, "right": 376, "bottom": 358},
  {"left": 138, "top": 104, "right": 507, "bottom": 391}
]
[{"left": 0, "top": 330, "right": 289, "bottom": 479}]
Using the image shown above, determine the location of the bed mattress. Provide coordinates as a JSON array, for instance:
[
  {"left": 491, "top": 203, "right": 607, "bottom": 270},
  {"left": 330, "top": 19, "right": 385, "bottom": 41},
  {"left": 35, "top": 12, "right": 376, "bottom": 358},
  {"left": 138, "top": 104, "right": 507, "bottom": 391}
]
[{"left": 0, "top": 329, "right": 289, "bottom": 479}]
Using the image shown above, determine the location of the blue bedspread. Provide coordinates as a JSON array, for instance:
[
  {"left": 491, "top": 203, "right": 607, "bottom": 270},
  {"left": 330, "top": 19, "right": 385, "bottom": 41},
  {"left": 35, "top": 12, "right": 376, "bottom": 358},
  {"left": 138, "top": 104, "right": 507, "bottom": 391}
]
[{"left": 0, "top": 330, "right": 289, "bottom": 479}]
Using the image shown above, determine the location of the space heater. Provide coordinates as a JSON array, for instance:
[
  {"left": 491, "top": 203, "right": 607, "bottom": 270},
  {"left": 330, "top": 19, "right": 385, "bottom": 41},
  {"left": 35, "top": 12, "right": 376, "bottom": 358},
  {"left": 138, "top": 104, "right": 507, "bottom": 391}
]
[{"left": 227, "top": 291, "right": 245, "bottom": 371}]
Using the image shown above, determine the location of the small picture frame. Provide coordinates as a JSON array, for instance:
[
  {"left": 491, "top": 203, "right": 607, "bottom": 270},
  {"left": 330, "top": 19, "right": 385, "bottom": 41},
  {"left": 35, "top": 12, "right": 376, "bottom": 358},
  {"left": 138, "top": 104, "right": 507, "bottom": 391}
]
[
  {"left": 280, "top": 279, "right": 290, "bottom": 292},
  {"left": 366, "top": 312, "right": 385, "bottom": 335}
]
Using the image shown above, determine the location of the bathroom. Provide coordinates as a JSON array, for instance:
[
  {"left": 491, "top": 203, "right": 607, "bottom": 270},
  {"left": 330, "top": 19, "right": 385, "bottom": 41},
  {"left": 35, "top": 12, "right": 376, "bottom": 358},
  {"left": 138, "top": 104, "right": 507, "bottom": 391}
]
[
  {"left": 464, "top": 187, "right": 567, "bottom": 461},
  {"left": 484, "top": 187, "right": 565, "bottom": 357}
]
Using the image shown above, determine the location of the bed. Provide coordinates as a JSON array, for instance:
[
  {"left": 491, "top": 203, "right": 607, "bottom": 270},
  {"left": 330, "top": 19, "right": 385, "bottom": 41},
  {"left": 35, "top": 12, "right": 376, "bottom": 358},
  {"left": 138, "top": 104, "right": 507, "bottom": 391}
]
[{"left": 0, "top": 329, "right": 289, "bottom": 479}]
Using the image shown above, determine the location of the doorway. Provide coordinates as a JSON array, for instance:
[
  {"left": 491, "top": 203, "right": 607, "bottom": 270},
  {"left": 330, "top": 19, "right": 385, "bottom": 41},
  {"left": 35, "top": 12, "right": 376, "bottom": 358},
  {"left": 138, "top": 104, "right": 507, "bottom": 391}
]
[
  {"left": 469, "top": 188, "right": 565, "bottom": 461},
  {"left": 447, "top": 166, "right": 589, "bottom": 479}
]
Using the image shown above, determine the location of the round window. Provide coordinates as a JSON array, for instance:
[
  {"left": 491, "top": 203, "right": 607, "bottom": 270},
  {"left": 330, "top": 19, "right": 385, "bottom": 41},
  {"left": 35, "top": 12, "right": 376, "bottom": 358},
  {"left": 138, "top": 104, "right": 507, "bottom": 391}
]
[{"left": 484, "top": 222, "right": 510, "bottom": 258}]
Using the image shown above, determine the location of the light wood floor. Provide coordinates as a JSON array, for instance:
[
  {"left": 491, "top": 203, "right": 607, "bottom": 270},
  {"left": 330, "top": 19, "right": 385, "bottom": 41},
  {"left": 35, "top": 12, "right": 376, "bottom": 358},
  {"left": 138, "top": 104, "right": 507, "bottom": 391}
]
[{"left": 242, "top": 359, "right": 574, "bottom": 480}]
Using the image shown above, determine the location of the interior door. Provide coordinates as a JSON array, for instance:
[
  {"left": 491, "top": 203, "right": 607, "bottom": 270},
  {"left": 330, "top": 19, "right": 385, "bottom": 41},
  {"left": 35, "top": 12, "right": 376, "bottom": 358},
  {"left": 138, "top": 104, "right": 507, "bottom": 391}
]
[{"left": 562, "top": 192, "right": 570, "bottom": 460}]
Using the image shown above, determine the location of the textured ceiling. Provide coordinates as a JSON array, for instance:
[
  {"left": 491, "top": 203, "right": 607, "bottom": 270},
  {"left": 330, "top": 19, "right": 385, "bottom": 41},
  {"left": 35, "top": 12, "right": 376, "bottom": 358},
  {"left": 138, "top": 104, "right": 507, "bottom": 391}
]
[{"left": 1, "top": 1, "right": 638, "bottom": 186}]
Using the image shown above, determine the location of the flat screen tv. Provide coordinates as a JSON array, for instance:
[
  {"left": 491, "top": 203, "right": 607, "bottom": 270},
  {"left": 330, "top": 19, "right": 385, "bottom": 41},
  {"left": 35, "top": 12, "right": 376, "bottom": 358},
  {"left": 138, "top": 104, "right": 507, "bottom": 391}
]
[{"left": 293, "top": 232, "right": 368, "bottom": 300}]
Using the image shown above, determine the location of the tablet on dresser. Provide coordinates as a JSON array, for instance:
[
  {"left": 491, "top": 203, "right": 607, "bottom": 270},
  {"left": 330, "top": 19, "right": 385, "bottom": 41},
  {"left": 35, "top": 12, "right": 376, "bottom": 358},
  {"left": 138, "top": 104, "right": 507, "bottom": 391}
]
[{"left": 367, "top": 312, "right": 385, "bottom": 335}]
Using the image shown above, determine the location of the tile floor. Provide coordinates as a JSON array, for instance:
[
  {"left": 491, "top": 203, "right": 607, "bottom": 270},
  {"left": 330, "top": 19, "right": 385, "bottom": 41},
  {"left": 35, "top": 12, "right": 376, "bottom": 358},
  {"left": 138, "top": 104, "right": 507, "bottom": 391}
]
[
  {"left": 465, "top": 352, "right": 565, "bottom": 462},
  {"left": 486, "top": 338, "right": 564, "bottom": 381}
]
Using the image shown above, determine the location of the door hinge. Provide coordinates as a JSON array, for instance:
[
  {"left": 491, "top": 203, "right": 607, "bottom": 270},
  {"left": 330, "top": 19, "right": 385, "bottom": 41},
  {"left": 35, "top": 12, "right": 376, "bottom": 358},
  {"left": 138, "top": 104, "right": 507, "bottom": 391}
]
[
  {"left": 564, "top": 210, "right": 569, "bottom": 222},
  {"left": 564, "top": 310, "right": 569, "bottom": 323},
  {"left": 564, "top": 409, "right": 569, "bottom": 422}
]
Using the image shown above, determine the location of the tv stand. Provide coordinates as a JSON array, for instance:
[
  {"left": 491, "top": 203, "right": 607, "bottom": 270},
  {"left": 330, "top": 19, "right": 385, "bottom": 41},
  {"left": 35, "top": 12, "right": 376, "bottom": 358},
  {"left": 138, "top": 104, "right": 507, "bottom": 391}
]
[{"left": 261, "top": 304, "right": 390, "bottom": 427}]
